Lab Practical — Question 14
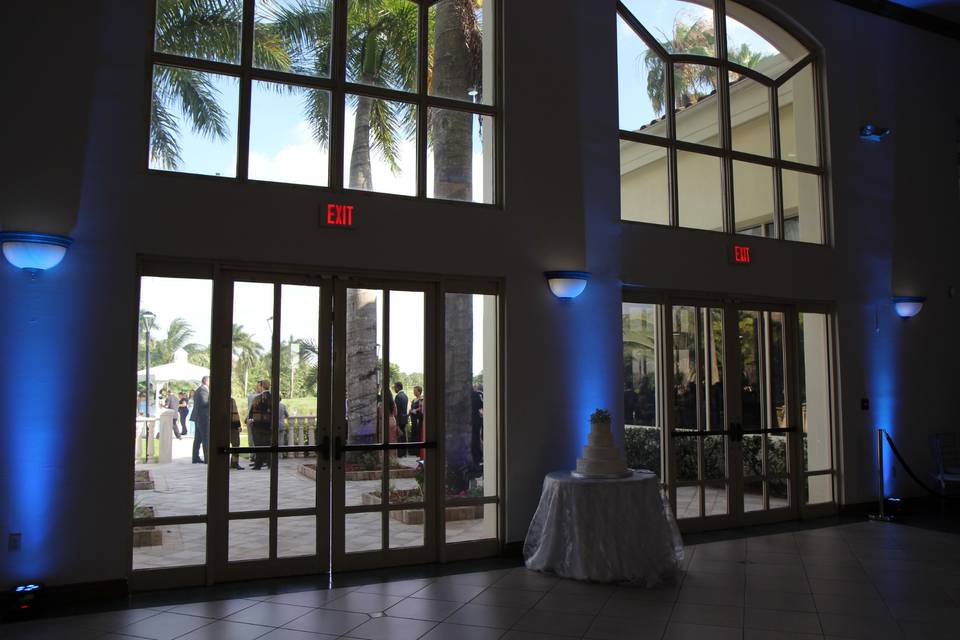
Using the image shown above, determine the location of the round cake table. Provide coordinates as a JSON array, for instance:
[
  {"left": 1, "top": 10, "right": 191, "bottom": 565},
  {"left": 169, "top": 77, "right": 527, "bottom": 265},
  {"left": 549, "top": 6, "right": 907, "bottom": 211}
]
[{"left": 523, "top": 470, "right": 683, "bottom": 585}]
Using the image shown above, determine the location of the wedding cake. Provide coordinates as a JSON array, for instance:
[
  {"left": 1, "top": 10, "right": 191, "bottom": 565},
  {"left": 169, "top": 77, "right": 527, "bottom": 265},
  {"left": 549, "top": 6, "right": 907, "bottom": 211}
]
[{"left": 573, "top": 409, "right": 631, "bottom": 478}]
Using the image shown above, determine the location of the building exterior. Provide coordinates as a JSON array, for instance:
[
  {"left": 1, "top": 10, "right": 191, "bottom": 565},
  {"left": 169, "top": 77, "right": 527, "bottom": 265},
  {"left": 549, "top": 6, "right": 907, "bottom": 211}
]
[{"left": 1, "top": 0, "right": 959, "bottom": 593}]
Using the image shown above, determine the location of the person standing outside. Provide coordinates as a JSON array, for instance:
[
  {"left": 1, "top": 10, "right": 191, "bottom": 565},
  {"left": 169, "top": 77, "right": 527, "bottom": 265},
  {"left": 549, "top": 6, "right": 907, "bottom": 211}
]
[
  {"left": 393, "top": 382, "right": 409, "bottom": 454},
  {"left": 178, "top": 392, "right": 189, "bottom": 436},
  {"left": 229, "top": 397, "right": 244, "bottom": 470},
  {"left": 409, "top": 385, "right": 424, "bottom": 458},
  {"left": 471, "top": 383, "right": 484, "bottom": 470},
  {"left": 191, "top": 376, "right": 210, "bottom": 464},
  {"left": 248, "top": 379, "right": 272, "bottom": 470}
]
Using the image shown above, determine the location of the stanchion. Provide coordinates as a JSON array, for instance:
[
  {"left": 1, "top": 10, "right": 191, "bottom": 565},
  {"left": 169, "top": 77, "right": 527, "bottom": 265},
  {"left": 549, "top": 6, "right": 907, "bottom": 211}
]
[{"left": 868, "top": 427, "right": 895, "bottom": 522}]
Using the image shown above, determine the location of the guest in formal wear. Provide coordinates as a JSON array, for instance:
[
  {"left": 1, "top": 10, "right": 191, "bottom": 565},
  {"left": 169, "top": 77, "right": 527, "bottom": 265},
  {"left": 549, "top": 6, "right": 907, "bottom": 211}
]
[
  {"left": 248, "top": 379, "right": 272, "bottom": 470},
  {"left": 178, "top": 392, "right": 189, "bottom": 436},
  {"left": 393, "top": 382, "right": 409, "bottom": 453},
  {"left": 229, "top": 397, "right": 244, "bottom": 470},
  {"left": 409, "top": 385, "right": 424, "bottom": 455},
  {"left": 191, "top": 376, "right": 210, "bottom": 463},
  {"left": 471, "top": 383, "right": 484, "bottom": 469}
]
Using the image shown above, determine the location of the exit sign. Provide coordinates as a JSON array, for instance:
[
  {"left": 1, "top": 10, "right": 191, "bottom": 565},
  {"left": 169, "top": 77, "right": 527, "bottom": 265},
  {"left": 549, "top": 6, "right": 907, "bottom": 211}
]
[
  {"left": 322, "top": 203, "right": 354, "bottom": 228},
  {"left": 730, "top": 244, "right": 752, "bottom": 265}
]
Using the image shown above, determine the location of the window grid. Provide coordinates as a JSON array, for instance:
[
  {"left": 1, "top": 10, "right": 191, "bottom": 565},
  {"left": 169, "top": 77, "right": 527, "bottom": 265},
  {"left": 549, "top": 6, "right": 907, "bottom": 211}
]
[
  {"left": 617, "top": 0, "right": 827, "bottom": 243},
  {"left": 147, "top": 0, "right": 500, "bottom": 205}
]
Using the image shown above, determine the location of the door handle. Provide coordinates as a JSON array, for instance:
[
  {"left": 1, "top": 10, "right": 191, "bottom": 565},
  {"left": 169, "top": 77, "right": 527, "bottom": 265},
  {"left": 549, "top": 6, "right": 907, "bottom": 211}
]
[
  {"left": 319, "top": 435, "right": 331, "bottom": 462},
  {"left": 334, "top": 436, "right": 343, "bottom": 461},
  {"left": 729, "top": 422, "right": 743, "bottom": 442}
]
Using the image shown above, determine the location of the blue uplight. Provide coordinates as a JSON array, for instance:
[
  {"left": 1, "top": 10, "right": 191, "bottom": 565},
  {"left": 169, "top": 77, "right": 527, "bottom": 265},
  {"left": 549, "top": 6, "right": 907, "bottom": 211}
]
[{"left": 0, "top": 232, "right": 73, "bottom": 272}]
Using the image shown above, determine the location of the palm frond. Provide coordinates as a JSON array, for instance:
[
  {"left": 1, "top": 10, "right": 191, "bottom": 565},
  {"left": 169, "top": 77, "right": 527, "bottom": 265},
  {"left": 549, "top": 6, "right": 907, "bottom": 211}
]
[
  {"left": 367, "top": 97, "right": 401, "bottom": 173},
  {"left": 150, "top": 87, "right": 182, "bottom": 168},
  {"left": 161, "top": 65, "right": 230, "bottom": 139}
]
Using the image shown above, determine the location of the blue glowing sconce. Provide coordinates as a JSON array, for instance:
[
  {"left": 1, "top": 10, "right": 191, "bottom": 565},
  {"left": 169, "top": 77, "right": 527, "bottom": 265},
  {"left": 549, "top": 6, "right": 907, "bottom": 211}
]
[
  {"left": 892, "top": 295, "right": 925, "bottom": 318},
  {"left": 0, "top": 232, "right": 73, "bottom": 274},
  {"left": 859, "top": 124, "right": 891, "bottom": 142},
  {"left": 544, "top": 271, "right": 590, "bottom": 299}
]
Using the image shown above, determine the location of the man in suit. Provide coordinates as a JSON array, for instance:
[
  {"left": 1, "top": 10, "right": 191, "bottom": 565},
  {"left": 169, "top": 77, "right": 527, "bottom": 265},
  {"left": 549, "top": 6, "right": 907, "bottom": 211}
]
[
  {"left": 393, "top": 382, "right": 409, "bottom": 454},
  {"left": 191, "top": 376, "right": 210, "bottom": 464},
  {"left": 248, "top": 379, "right": 273, "bottom": 470}
]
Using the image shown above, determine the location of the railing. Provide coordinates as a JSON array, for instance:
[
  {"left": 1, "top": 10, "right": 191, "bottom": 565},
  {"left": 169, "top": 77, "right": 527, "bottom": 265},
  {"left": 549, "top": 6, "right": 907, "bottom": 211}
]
[{"left": 278, "top": 416, "right": 318, "bottom": 458}]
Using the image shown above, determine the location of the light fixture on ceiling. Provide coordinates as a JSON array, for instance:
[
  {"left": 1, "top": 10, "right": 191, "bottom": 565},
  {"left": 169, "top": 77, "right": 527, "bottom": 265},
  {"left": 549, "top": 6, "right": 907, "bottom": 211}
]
[
  {"left": 860, "top": 124, "right": 891, "bottom": 142},
  {"left": 544, "top": 271, "right": 590, "bottom": 299},
  {"left": 892, "top": 295, "right": 925, "bottom": 318},
  {"left": 0, "top": 232, "right": 73, "bottom": 273}
]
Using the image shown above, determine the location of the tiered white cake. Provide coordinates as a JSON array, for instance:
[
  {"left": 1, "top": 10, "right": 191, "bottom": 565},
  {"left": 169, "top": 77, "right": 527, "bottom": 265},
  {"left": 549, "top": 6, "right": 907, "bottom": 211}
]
[{"left": 573, "top": 412, "right": 630, "bottom": 478}]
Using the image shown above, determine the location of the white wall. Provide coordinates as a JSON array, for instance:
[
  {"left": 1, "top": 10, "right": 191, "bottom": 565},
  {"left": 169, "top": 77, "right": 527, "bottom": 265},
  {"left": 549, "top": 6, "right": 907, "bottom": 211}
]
[{"left": 1, "top": 0, "right": 959, "bottom": 587}]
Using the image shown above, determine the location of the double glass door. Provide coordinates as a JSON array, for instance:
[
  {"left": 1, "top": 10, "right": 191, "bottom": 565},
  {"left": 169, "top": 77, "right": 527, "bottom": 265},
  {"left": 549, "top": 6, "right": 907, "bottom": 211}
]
[
  {"left": 213, "top": 272, "right": 435, "bottom": 581},
  {"left": 623, "top": 296, "right": 835, "bottom": 532}
]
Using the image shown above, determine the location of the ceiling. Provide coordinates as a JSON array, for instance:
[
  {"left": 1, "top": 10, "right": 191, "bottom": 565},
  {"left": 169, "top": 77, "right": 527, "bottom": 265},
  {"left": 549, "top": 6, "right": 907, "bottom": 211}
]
[{"left": 887, "top": 0, "right": 960, "bottom": 23}]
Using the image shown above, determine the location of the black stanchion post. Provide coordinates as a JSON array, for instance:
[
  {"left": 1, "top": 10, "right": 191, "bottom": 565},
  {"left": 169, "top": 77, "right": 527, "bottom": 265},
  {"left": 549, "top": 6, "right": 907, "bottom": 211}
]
[{"left": 869, "top": 428, "right": 895, "bottom": 522}]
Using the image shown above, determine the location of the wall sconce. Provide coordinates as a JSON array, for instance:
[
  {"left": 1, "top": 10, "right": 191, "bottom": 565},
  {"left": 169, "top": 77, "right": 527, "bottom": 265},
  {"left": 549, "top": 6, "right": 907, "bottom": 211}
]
[
  {"left": 544, "top": 271, "right": 590, "bottom": 299},
  {"left": 860, "top": 124, "right": 891, "bottom": 142},
  {"left": 0, "top": 232, "right": 73, "bottom": 273},
  {"left": 892, "top": 295, "right": 925, "bottom": 318}
]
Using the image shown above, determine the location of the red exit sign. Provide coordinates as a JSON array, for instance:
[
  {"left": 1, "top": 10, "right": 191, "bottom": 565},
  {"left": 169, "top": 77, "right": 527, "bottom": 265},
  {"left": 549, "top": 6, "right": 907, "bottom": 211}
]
[
  {"left": 731, "top": 244, "right": 752, "bottom": 265},
  {"left": 323, "top": 203, "right": 354, "bottom": 228}
]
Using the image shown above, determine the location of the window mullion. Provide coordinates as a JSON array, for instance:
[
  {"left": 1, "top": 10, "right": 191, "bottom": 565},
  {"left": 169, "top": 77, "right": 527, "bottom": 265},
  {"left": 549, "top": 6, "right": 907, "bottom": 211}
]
[
  {"left": 770, "top": 87, "right": 785, "bottom": 240},
  {"left": 417, "top": 2, "right": 428, "bottom": 198},
  {"left": 330, "top": 0, "right": 349, "bottom": 190},
  {"left": 236, "top": 0, "right": 255, "bottom": 181}
]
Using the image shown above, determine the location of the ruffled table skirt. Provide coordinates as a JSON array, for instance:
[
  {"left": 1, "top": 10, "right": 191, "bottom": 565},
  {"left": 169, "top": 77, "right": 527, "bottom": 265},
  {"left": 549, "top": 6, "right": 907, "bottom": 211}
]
[{"left": 523, "top": 470, "right": 683, "bottom": 585}]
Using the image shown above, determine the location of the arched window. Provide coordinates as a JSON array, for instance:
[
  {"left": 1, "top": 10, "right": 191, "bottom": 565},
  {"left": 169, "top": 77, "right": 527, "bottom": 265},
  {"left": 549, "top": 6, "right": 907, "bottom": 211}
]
[
  {"left": 147, "top": 0, "right": 497, "bottom": 205},
  {"left": 618, "top": 1, "right": 825, "bottom": 243}
]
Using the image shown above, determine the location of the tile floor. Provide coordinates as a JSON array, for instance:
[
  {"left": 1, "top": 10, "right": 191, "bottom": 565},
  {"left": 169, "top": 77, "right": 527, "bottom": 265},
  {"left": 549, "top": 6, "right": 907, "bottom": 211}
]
[{"left": 7, "top": 518, "right": 960, "bottom": 639}]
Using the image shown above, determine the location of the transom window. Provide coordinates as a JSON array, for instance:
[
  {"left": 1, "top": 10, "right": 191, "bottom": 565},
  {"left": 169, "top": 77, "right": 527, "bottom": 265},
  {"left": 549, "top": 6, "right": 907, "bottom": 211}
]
[
  {"left": 148, "top": 0, "right": 497, "bottom": 204},
  {"left": 618, "top": 0, "right": 826, "bottom": 243}
]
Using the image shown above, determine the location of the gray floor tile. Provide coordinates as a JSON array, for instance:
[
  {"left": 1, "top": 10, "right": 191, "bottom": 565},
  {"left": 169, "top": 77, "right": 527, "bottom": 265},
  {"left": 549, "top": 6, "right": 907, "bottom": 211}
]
[
  {"left": 167, "top": 598, "right": 261, "bottom": 619},
  {"left": 256, "top": 630, "right": 339, "bottom": 640},
  {"left": 347, "top": 616, "right": 437, "bottom": 640},
  {"left": 63, "top": 607, "right": 163, "bottom": 632},
  {"left": 679, "top": 586, "right": 745, "bottom": 607},
  {"left": 670, "top": 602, "right": 743, "bottom": 628},
  {"left": 510, "top": 609, "right": 595, "bottom": 637},
  {"left": 549, "top": 580, "right": 617, "bottom": 597},
  {"left": 471, "top": 587, "right": 545, "bottom": 609},
  {"left": 493, "top": 571, "right": 560, "bottom": 592},
  {"left": 599, "top": 596, "right": 674, "bottom": 620},
  {"left": 445, "top": 603, "right": 528, "bottom": 629},
  {"left": 746, "top": 575, "right": 810, "bottom": 594},
  {"left": 355, "top": 579, "right": 436, "bottom": 597},
  {"left": 385, "top": 597, "right": 464, "bottom": 621},
  {"left": 533, "top": 592, "right": 609, "bottom": 615},
  {"left": 225, "top": 602, "right": 315, "bottom": 627},
  {"left": 267, "top": 589, "right": 354, "bottom": 608},
  {"left": 584, "top": 615, "right": 667, "bottom": 640},
  {"left": 745, "top": 608, "right": 821, "bottom": 635},
  {"left": 319, "top": 592, "right": 404, "bottom": 614},
  {"left": 118, "top": 611, "right": 213, "bottom": 640},
  {"left": 682, "top": 571, "right": 746, "bottom": 590},
  {"left": 282, "top": 608, "right": 370, "bottom": 635},
  {"left": 817, "top": 612, "right": 905, "bottom": 639},
  {"left": 743, "top": 629, "right": 824, "bottom": 639},
  {"left": 663, "top": 622, "right": 743, "bottom": 640},
  {"left": 175, "top": 620, "right": 273, "bottom": 640},
  {"left": 419, "top": 622, "right": 507, "bottom": 640},
  {"left": 412, "top": 583, "right": 489, "bottom": 602},
  {"left": 745, "top": 590, "right": 816, "bottom": 612}
]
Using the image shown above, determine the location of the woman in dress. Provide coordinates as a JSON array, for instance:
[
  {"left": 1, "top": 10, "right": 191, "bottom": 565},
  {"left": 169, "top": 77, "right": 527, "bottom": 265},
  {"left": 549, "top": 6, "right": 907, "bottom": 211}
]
[{"left": 178, "top": 392, "right": 189, "bottom": 436}]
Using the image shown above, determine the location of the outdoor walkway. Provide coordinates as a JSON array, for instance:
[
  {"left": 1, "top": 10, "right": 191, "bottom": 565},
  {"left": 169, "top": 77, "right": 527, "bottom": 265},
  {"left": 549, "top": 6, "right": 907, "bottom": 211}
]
[{"left": 134, "top": 438, "right": 491, "bottom": 570}]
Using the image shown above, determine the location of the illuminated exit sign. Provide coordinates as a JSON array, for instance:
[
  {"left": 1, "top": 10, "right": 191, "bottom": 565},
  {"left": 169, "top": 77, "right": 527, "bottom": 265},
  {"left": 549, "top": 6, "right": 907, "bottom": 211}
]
[
  {"left": 730, "top": 244, "right": 752, "bottom": 265},
  {"left": 322, "top": 203, "right": 354, "bottom": 228}
]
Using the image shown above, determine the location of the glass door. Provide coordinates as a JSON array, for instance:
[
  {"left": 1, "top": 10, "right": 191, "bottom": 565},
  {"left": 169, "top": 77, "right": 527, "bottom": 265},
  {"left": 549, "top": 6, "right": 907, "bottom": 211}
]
[
  {"left": 664, "top": 300, "right": 803, "bottom": 531},
  {"left": 666, "top": 302, "right": 737, "bottom": 529},
  {"left": 734, "top": 305, "right": 800, "bottom": 524},
  {"left": 213, "top": 273, "right": 331, "bottom": 582},
  {"left": 332, "top": 281, "right": 438, "bottom": 570}
]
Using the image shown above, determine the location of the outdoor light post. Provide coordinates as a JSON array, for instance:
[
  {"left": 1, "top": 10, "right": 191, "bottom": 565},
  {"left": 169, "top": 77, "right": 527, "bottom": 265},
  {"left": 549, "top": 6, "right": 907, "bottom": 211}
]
[{"left": 141, "top": 311, "right": 156, "bottom": 418}]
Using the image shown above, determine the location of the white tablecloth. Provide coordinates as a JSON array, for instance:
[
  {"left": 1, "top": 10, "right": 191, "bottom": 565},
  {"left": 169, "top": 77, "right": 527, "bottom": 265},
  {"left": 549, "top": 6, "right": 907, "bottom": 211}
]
[{"left": 523, "top": 470, "right": 683, "bottom": 585}]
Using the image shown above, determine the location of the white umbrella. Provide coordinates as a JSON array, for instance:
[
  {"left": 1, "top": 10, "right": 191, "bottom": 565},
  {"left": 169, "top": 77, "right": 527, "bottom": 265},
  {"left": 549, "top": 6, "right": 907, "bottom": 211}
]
[{"left": 138, "top": 348, "right": 209, "bottom": 383}]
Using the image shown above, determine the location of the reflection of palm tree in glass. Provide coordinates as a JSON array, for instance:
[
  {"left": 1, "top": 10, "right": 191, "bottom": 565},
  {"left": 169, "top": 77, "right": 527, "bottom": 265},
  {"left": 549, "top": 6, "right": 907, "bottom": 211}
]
[
  {"left": 642, "top": 17, "right": 770, "bottom": 116},
  {"left": 232, "top": 323, "right": 263, "bottom": 396},
  {"left": 150, "top": 0, "right": 291, "bottom": 169}
]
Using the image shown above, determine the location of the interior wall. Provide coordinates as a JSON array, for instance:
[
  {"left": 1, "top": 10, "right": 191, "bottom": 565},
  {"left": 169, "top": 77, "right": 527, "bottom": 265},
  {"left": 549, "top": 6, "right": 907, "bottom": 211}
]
[{"left": 1, "top": 0, "right": 959, "bottom": 588}]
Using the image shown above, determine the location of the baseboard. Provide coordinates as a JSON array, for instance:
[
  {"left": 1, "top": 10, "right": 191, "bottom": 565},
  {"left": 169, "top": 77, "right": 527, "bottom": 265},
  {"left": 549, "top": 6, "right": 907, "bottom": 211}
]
[{"left": 501, "top": 541, "right": 523, "bottom": 558}]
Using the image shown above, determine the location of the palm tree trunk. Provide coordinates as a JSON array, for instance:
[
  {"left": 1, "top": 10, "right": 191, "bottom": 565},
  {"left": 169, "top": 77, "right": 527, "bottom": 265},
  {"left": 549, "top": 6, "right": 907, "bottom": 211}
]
[
  {"left": 434, "top": 1, "right": 477, "bottom": 491},
  {"left": 346, "top": 288, "right": 379, "bottom": 442},
  {"left": 349, "top": 94, "right": 374, "bottom": 190},
  {"left": 433, "top": 0, "right": 474, "bottom": 202}
]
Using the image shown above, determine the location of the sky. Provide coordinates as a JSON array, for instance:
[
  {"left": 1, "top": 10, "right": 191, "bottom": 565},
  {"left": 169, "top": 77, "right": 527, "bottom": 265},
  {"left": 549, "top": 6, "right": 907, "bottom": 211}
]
[
  {"left": 140, "top": 276, "right": 487, "bottom": 375},
  {"left": 617, "top": 0, "right": 788, "bottom": 132}
]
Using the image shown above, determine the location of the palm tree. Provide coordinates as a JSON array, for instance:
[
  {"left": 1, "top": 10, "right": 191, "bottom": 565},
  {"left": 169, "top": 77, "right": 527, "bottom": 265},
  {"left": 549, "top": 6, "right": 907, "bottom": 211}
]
[
  {"left": 642, "top": 17, "right": 770, "bottom": 115},
  {"left": 344, "top": 0, "right": 419, "bottom": 189},
  {"left": 151, "top": 0, "right": 291, "bottom": 169},
  {"left": 156, "top": 317, "right": 196, "bottom": 363},
  {"left": 232, "top": 323, "right": 263, "bottom": 396}
]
